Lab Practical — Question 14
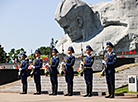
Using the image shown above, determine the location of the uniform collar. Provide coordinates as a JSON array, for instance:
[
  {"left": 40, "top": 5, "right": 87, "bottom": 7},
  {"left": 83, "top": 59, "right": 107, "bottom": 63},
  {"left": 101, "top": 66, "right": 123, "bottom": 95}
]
[
  {"left": 53, "top": 55, "right": 56, "bottom": 58},
  {"left": 36, "top": 57, "right": 39, "bottom": 59},
  {"left": 87, "top": 54, "right": 91, "bottom": 57},
  {"left": 68, "top": 54, "right": 71, "bottom": 57},
  {"left": 22, "top": 60, "right": 25, "bottom": 62},
  {"left": 108, "top": 52, "right": 112, "bottom": 55}
]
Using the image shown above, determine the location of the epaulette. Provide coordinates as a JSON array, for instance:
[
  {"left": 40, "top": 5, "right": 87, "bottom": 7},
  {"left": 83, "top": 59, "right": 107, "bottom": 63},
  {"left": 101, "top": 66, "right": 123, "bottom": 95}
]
[
  {"left": 91, "top": 55, "right": 93, "bottom": 57},
  {"left": 83, "top": 57, "right": 86, "bottom": 61},
  {"left": 72, "top": 54, "right": 74, "bottom": 57},
  {"left": 64, "top": 57, "right": 66, "bottom": 61},
  {"left": 56, "top": 56, "right": 58, "bottom": 58},
  {"left": 20, "top": 64, "right": 22, "bottom": 67},
  {"left": 112, "top": 53, "right": 116, "bottom": 55},
  {"left": 33, "top": 60, "right": 35, "bottom": 65}
]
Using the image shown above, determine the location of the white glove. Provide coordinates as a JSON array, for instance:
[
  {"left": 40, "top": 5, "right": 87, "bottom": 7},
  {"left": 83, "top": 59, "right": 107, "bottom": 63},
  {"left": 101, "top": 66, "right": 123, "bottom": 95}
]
[
  {"left": 81, "top": 61, "right": 84, "bottom": 65},
  {"left": 46, "top": 63, "right": 50, "bottom": 67},
  {"left": 61, "top": 62, "right": 65, "bottom": 66},
  {"left": 31, "top": 65, "right": 35, "bottom": 69},
  {"left": 19, "top": 68, "right": 22, "bottom": 71},
  {"left": 102, "top": 60, "right": 107, "bottom": 64}
]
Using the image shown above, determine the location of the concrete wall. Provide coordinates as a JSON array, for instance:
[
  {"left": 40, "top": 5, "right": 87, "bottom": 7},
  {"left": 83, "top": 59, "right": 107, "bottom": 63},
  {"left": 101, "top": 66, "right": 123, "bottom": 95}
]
[{"left": 0, "top": 69, "right": 45, "bottom": 85}]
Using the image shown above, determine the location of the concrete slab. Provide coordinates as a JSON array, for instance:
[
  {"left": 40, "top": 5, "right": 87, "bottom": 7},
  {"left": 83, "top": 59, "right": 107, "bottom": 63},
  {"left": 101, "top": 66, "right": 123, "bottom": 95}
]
[{"left": 0, "top": 93, "right": 138, "bottom": 102}]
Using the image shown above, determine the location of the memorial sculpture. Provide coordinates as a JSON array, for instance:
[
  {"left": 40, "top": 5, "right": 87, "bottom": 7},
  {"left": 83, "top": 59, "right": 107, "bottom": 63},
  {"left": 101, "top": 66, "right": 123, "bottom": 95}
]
[{"left": 55, "top": 0, "right": 138, "bottom": 55}]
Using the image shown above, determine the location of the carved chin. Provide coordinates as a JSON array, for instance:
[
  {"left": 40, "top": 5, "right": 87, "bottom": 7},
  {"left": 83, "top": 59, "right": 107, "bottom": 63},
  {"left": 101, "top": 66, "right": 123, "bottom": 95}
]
[
  {"left": 70, "top": 38, "right": 76, "bottom": 42},
  {"left": 69, "top": 36, "right": 81, "bottom": 42},
  {"left": 68, "top": 33, "right": 81, "bottom": 42}
]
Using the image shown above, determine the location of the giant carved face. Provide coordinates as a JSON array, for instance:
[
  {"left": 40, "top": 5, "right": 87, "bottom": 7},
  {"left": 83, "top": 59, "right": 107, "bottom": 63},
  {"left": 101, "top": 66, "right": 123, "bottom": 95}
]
[{"left": 58, "top": 17, "right": 83, "bottom": 42}]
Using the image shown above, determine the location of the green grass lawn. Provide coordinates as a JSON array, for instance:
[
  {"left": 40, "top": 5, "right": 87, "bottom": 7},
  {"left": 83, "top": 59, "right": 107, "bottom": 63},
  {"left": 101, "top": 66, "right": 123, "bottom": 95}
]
[{"left": 115, "top": 86, "right": 138, "bottom": 94}]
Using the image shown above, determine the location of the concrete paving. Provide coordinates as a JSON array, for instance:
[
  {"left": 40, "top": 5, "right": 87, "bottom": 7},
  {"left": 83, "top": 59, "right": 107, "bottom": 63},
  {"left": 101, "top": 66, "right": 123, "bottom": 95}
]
[{"left": 0, "top": 93, "right": 138, "bottom": 102}]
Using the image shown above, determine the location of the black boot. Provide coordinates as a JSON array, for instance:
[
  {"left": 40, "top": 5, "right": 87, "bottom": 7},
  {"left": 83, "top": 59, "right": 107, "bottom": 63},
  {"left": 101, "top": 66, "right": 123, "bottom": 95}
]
[
  {"left": 53, "top": 85, "right": 57, "bottom": 95},
  {"left": 64, "top": 86, "right": 69, "bottom": 96},
  {"left": 105, "top": 85, "right": 111, "bottom": 98},
  {"left": 83, "top": 84, "right": 89, "bottom": 97},
  {"left": 88, "top": 84, "right": 92, "bottom": 97},
  {"left": 24, "top": 85, "right": 27, "bottom": 94},
  {"left": 109, "top": 86, "right": 115, "bottom": 98},
  {"left": 34, "top": 85, "right": 39, "bottom": 95},
  {"left": 20, "top": 85, "right": 27, "bottom": 94},
  {"left": 34, "top": 85, "right": 41, "bottom": 95},
  {"left": 49, "top": 86, "right": 54, "bottom": 95},
  {"left": 38, "top": 85, "right": 41, "bottom": 95},
  {"left": 68, "top": 86, "right": 73, "bottom": 96}
]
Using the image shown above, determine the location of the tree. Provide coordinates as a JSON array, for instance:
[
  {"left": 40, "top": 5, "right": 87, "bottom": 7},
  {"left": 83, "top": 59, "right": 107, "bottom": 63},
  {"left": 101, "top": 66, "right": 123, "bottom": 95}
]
[
  {"left": 50, "top": 38, "right": 55, "bottom": 49},
  {"left": 38, "top": 46, "right": 52, "bottom": 58},
  {"left": 8, "top": 48, "right": 16, "bottom": 59},
  {"left": 27, "top": 38, "right": 57, "bottom": 59},
  {"left": 28, "top": 53, "right": 35, "bottom": 61},
  {"left": 8, "top": 48, "right": 26, "bottom": 61},
  {"left": 0, "top": 45, "right": 7, "bottom": 63},
  {"left": 15, "top": 48, "right": 26, "bottom": 61}
]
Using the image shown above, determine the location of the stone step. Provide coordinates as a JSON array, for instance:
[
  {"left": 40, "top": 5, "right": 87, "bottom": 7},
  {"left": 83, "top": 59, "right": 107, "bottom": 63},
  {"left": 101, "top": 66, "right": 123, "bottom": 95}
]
[
  {"left": 39, "top": 78, "right": 128, "bottom": 82},
  {"left": 30, "top": 77, "right": 128, "bottom": 81},
  {"left": 2, "top": 64, "right": 138, "bottom": 94},
  {"left": 13, "top": 84, "right": 122, "bottom": 90}
]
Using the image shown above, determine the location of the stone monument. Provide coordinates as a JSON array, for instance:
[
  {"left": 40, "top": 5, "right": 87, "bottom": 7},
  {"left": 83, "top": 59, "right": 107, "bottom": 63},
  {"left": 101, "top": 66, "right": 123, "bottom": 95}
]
[{"left": 55, "top": 0, "right": 138, "bottom": 56}]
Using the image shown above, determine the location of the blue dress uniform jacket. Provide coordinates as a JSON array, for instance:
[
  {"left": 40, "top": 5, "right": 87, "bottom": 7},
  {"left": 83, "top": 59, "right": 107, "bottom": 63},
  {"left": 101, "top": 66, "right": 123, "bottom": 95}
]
[
  {"left": 64, "top": 54, "right": 75, "bottom": 86},
  {"left": 21, "top": 61, "right": 28, "bottom": 86},
  {"left": 104, "top": 52, "right": 116, "bottom": 74},
  {"left": 83, "top": 54, "right": 94, "bottom": 85},
  {"left": 104, "top": 52, "right": 116, "bottom": 87},
  {"left": 49, "top": 55, "right": 59, "bottom": 87},
  {"left": 33, "top": 57, "right": 42, "bottom": 85}
]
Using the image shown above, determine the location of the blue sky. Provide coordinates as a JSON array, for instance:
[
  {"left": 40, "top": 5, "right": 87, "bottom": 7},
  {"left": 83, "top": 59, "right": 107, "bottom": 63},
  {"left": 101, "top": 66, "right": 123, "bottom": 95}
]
[{"left": 0, "top": 0, "right": 111, "bottom": 55}]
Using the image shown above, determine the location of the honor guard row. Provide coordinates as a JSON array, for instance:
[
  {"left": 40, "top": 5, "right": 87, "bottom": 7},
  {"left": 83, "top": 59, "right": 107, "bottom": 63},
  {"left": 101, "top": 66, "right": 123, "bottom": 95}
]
[{"left": 19, "top": 42, "right": 116, "bottom": 98}]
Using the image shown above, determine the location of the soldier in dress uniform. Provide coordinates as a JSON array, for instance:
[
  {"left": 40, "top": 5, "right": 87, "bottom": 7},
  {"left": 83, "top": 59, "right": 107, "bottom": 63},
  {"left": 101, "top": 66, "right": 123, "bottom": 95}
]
[
  {"left": 62, "top": 46, "right": 75, "bottom": 96},
  {"left": 31, "top": 49, "right": 42, "bottom": 95},
  {"left": 102, "top": 42, "right": 116, "bottom": 98},
  {"left": 81, "top": 45, "right": 94, "bottom": 97},
  {"left": 46, "top": 48, "right": 59, "bottom": 95},
  {"left": 19, "top": 53, "right": 29, "bottom": 94}
]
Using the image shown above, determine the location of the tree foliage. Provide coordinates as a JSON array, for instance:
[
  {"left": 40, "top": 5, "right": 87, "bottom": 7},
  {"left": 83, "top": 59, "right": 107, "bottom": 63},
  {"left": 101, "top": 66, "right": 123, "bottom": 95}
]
[
  {"left": 28, "top": 38, "right": 58, "bottom": 60},
  {"left": 0, "top": 45, "right": 7, "bottom": 63},
  {"left": 8, "top": 48, "right": 26, "bottom": 61}
]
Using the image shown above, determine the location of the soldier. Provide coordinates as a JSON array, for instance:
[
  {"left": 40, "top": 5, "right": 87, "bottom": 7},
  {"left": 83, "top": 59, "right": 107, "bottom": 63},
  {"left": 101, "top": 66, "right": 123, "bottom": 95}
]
[
  {"left": 102, "top": 42, "right": 116, "bottom": 98},
  {"left": 19, "top": 53, "right": 28, "bottom": 94},
  {"left": 31, "top": 49, "right": 42, "bottom": 95},
  {"left": 46, "top": 48, "right": 59, "bottom": 95},
  {"left": 62, "top": 46, "right": 75, "bottom": 96},
  {"left": 81, "top": 45, "right": 94, "bottom": 97}
]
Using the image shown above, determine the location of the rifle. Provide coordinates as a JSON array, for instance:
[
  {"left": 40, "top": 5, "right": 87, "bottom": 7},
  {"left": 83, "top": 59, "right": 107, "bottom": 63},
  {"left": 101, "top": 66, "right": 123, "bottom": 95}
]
[
  {"left": 30, "top": 50, "right": 34, "bottom": 77},
  {"left": 78, "top": 43, "right": 84, "bottom": 75},
  {"left": 18, "top": 62, "right": 21, "bottom": 79},
  {"left": 59, "top": 43, "right": 65, "bottom": 75},
  {"left": 101, "top": 44, "right": 106, "bottom": 76},
  {"left": 45, "top": 48, "right": 51, "bottom": 76}
]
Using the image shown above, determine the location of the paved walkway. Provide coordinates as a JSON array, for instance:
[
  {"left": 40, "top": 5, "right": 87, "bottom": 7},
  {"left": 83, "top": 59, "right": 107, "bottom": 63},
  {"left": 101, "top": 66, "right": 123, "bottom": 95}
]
[{"left": 0, "top": 93, "right": 138, "bottom": 102}]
